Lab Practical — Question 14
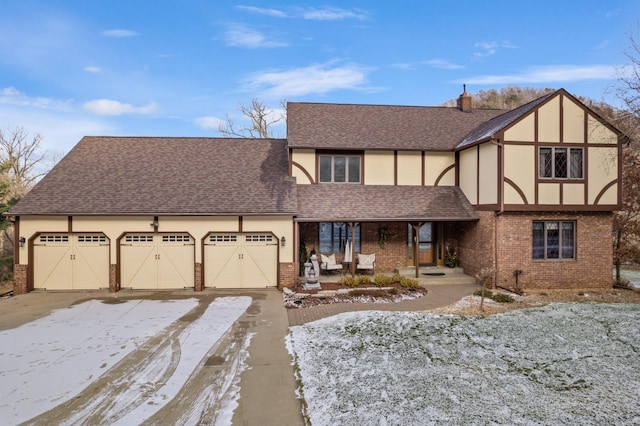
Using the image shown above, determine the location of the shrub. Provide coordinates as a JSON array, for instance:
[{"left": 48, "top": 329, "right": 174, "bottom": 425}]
[
  {"left": 339, "top": 276, "right": 359, "bottom": 288},
  {"left": 491, "top": 293, "right": 514, "bottom": 303},
  {"left": 357, "top": 275, "right": 372, "bottom": 286},
  {"left": 373, "top": 275, "right": 393, "bottom": 287},
  {"left": 0, "top": 256, "right": 13, "bottom": 282},
  {"left": 399, "top": 277, "right": 420, "bottom": 289},
  {"left": 474, "top": 289, "right": 493, "bottom": 298},
  {"left": 390, "top": 273, "right": 405, "bottom": 283}
]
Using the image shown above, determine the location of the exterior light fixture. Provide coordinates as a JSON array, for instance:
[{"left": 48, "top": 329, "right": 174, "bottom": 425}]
[
  {"left": 151, "top": 221, "right": 159, "bottom": 228},
  {"left": 19, "top": 236, "right": 25, "bottom": 248},
  {"left": 280, "top": 236, "right": 286, "bottom": 247}
]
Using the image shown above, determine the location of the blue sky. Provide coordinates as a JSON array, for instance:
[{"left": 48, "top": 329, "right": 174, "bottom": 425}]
[{"left": 1, "top": 1, "right": 638, "bottom": 154}]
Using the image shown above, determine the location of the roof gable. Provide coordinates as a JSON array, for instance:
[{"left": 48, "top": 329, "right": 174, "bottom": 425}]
[
  {"left": 9, "top": 137, "right": 298, "bottom": 215},
  {"left": 456, "top": 88, "right": 624, "bottom": 149},
  {"left": 456, "top": 91, "right": 557, "bottom": 149}
]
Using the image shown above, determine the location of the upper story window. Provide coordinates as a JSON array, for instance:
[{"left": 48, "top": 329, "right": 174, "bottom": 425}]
[
  {"left": 319, "top": 155, "right": 361, "bottom": 183},
  {"left": 539, "top": 147, "right": 583, "bottom": 179}
]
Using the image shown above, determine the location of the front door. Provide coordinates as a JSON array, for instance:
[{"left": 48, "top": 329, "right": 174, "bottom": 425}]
[
  {"left": 408, "top": 223, "right": 435, "bottom": 267},
  {"left": 418, "top": 223, "right": 434, "bottom": 266}
]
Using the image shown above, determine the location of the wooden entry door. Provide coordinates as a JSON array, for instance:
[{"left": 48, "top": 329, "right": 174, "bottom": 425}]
[
  {"left": 418, "top": 223, "right": 434, "bottom": 266},
  {"left": 408, "top": 223, "right": 436, "bottom": 267}
]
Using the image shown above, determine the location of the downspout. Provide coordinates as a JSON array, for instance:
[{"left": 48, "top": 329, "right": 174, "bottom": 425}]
[{"left": 492, "top": 137, "right": 504, "bottom": 288}]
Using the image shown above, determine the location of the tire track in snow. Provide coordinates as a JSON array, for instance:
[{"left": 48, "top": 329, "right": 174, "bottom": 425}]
[
  {"left": 26, "top": 296, "right": 250, "bottom": 425},
  {"left": 143, "top": 320, "right": 255, "bottom": 426}
]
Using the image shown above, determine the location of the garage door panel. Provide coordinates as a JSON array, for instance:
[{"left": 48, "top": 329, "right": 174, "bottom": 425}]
[
  {"left": 34, "top": 234, "right": 109, "bottom": 290},
  {"left": 158, "top": 236, "right": 194, "bottom": 288},
  {"left": 121, "top": 236, "right": 157, "bottom": 289},
  {"left": 205, "top": 245, "right": 240, "bottom": 288},
  {"left": 244, "top": 245, "right": 277, "bottom": 287},
  {"left": 205, "top": 233, "right": 277, "bottom": 288},
  {"left": 34, "top": 243, "right": 72, "bottom": 290},
  {"left": 74, "top": 245, "right": 109, "bottom": 289},
  {"left": 120, "top": 234, "right": 195, "bottom": 289}
]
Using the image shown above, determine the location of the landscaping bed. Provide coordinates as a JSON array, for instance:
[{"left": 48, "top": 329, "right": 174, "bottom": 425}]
[{"left": 284, "top": 274, "right": 427, "bottom": 308}]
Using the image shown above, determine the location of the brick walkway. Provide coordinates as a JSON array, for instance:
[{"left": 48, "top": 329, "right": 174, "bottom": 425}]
[{"left": 287, "top": 282, "right": 479, "bottom": 326}]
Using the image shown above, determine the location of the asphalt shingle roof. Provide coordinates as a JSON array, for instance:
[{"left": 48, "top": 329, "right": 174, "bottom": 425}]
[
  {"left": 9, "top": 137, "right": 298, "bottom": 215},
  {"left": 295, "top": 184, "right": 478, "bottom": 222},
  {"left": 287, "top": 102, "right": 505, "bottom": 151}
]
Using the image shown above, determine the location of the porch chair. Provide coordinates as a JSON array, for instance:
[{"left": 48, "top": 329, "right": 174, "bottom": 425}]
[
  {"left": 356, "top": 253, "right": 375, "bottom": 274},
  {"left": 320, "top": 253, "right": 344, "bottom": 274}
]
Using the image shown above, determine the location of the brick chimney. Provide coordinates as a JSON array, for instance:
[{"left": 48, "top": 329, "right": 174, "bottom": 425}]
[{"left": 457, "top": 84, "right": 472, "bottom": 112}]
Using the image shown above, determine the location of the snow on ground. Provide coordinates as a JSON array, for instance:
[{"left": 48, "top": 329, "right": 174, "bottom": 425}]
[
  {"left": 617, "top": 268, "right": 640, "bottom": 288},
  {"left": 287, "top": 303, "right": 640, "bottom": 426},
  {"left": 0, "top": 297, "right": 251, "bottom": 425}
]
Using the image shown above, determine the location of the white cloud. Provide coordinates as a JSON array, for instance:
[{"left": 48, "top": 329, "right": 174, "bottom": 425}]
[
  {"left": 474, "top": 41, "right": 518, "bottom": 58},
  {"left": 84, "top": 66, "right": 102, "bottom": 73},
  {"left": 194, "top": 116, "right": 225, "bottom": 130},
  {"left": 423, "top": 59, "right": 465, "bottom": 70},
  {"left": 460, "top": 65, "right": 618, "bottom": 85},
  {"left": 244, "top": 63, "right": 369, "bottom": 97},
  {"left": 101, "top": 29, "right": 140, "bottom": 37},
  {"left": 0, "top": 86, "right": 73, "bottom": 111},
  {"left": 235, "top": 5, "right": 287, "bottom": 18},
  {"left": 224, "top": 24, "right": 287, "bottom": 48},
  {"left": 300, "top": 7, "right": 368, "bottom": 21},
  {"left": 83, "top": 99, "right": 157, "bottom": 116}
]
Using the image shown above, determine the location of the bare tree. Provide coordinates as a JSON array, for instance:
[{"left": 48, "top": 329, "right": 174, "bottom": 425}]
[
  {"left": 614, "top": 147, "right": 640, "bottom": 282},
  {"left": 0, "top": 126, "right": 49, "bottom": 197},
  {"left": 616, "top": 28, "right": 640, "bottom": 142},
  {"left": 0, "top": 127, "right": 54, "bottom": 258},
  {"left": 218, "top": 98, "right": 286, "bottom": 138},
  {"left": 611, "top": 27, "right": 640, "bottom": 283}
]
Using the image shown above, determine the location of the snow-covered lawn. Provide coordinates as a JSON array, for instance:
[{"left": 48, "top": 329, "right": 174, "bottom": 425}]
[
  {"left": 0, "top": 296, "right": 251, "bottom": 425},
  {"left": 287, "top": 303, "right": 640, "bottom": 425}
]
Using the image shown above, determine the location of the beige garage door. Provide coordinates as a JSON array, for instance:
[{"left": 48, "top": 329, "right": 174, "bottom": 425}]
[
  {"left": 204, "top": 233, "right": 277, "bottom": 288},
  {"left": 34, "top": 234, "right": 110, "bottom": 290},
  {"left": 120, "top": 234, "right": 195, "bottom": 289}
]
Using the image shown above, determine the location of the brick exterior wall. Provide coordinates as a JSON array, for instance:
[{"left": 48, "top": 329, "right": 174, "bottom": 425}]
[
  {"left": 449, "top": 211, "right": 613, "bottom": 290},
  {"left": 279, "top": 262, "right": 295, "bottom": 289},
  {"left": 12, "top": 264, "right": 28, "bottom": 294},
  {"left": 194, "top": 263, "right": 203, "bottom": 291},
  {"left": 109, "top": 264, "right": 119, "bottom": 292},
  {"left": 298, "top": 222, "right": 409, "bottom": 274},
  {"left": 447, "top": 211, "right": 496, "bottom": 281},
  {"left": 360, "top": 222, "right": 407, "bottom": 272}
]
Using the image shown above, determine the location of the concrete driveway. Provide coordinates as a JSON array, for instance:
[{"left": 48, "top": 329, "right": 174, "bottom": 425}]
[{"left": 0, "top": 289, "right": 304, "bottom": 426}]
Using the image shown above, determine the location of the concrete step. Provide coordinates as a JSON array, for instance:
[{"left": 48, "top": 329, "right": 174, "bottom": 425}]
[{"left": 395, "top": 266, "right": 477, "bottom": 285}]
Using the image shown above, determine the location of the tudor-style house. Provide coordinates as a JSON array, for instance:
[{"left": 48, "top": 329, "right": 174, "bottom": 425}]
[{"left": 7, "top": 88, "right": 622, "bottom": 294}]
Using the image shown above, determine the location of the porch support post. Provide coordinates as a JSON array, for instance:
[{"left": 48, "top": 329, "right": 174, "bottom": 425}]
[
  {"left": 294, "top": 221, "right": 300, "bottom": 279},
  {"left": 411, "top": 222, "right": 424, "bottom": 279},
  {"left": 348, "top": 222, "right": 359, "bottom": 276}
]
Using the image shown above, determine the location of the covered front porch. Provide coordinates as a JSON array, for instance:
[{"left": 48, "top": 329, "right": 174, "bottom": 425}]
[{"left": 293, "top": 184, "right": 480, "bottom": 283}]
